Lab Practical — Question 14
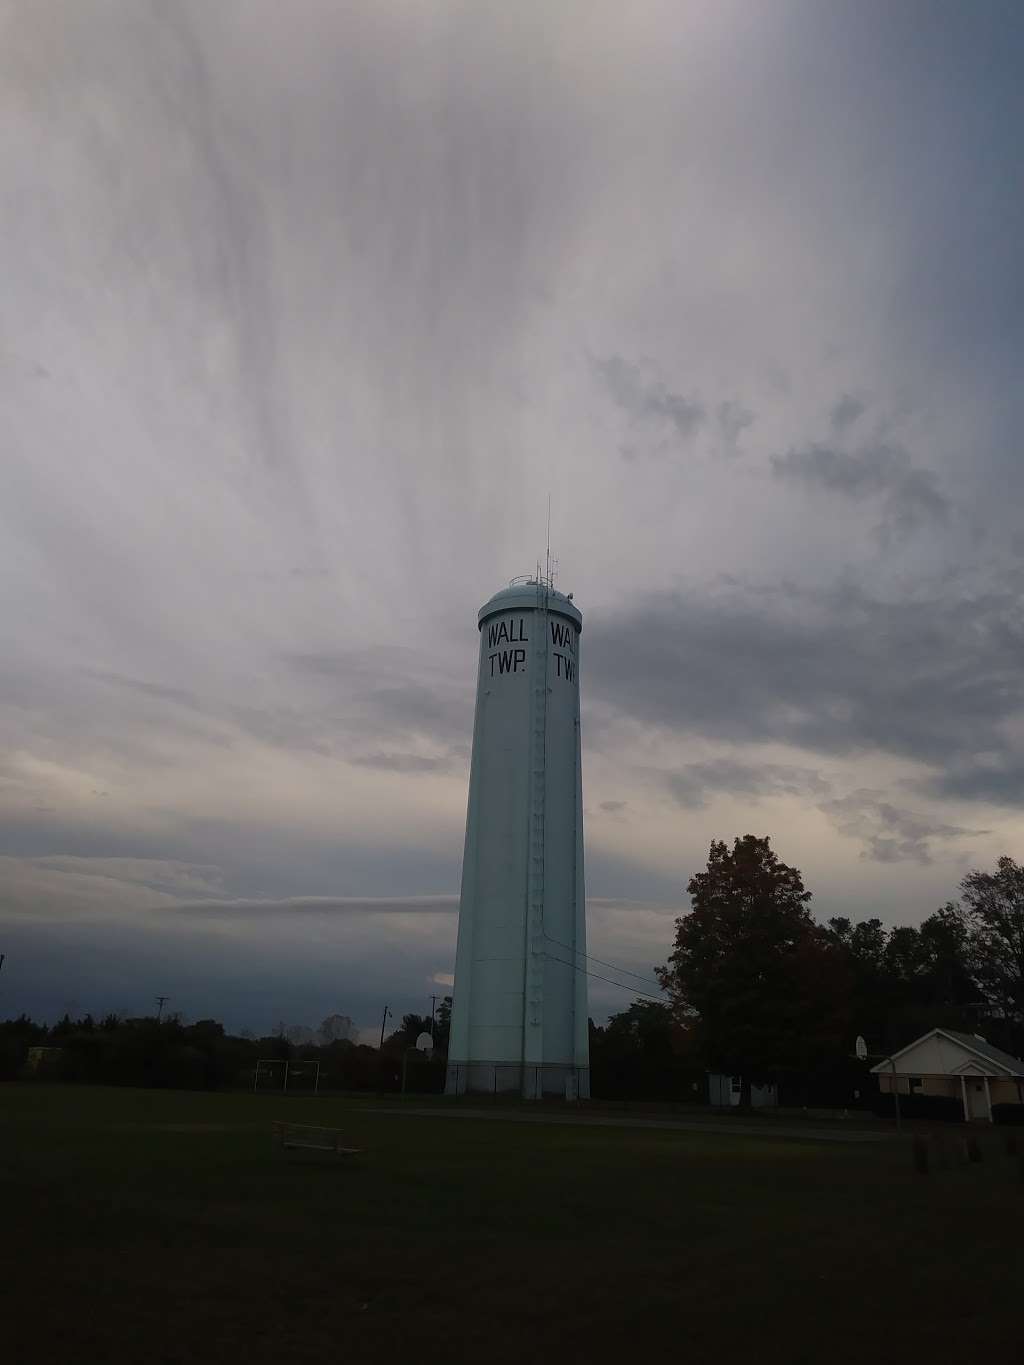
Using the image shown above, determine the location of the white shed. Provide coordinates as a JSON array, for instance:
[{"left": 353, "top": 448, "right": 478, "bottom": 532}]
[
  {"left": 870, "top": 1028, "right": 1024, "bottom": 1123},
  {"left": 708, "top": 1074, "right": 778, "bottom": 1108}
]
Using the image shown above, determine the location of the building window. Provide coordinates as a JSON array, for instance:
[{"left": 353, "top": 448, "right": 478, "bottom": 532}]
[
  {"left": 730, "top": 1077, "right": 741, "bottom": 1094},
  {"left": 909, "top": 1077, "right": 922, "bottom": 1091}
]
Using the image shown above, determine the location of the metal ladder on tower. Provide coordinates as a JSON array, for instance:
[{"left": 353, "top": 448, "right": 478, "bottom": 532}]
[{"left": 523, "top": 580, "right": 549, "bottom": 1093}]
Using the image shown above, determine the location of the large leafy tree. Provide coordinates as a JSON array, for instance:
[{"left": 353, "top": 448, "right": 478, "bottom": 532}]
[
  {"left": 658, "top": 835, "right": 851, "bottom": 1104},
  {"left": 961, "top": 856, "right": 1024, "bottom": 1040},
  {"left": 827, "top": 904, "right": 983, "bottom": 1050}
]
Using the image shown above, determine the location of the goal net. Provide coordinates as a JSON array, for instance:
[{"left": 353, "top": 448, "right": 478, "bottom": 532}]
[{"left": 254, "top": 1059, "right": 320, "bottom": 1094}]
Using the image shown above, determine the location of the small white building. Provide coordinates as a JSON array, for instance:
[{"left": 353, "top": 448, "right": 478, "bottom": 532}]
[
  {"left": 708, "top": 1074, "right": 778, "bottom": 1108},
  {"left": 871, "top": 1028, "right": 1024, "bottom": 1123}
]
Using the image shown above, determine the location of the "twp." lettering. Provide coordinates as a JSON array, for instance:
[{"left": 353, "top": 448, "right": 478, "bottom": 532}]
[{"left": 489, "top": 647, "right": 527, "bottom": 677}]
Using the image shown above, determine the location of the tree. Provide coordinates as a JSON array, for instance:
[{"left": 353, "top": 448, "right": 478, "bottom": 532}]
[
  {"left": 382, "top": 1014, "right": 434, "bottom": 1055},
  {"left": 434, "top": 996, "right": 452, "bottom": 1055},
  {"left": 960, "top": 856, "right": 1024, "bottom": 1038},
  {"left": 587, "top": 1000, "right": 704, "bottom": 1101},
  {"left": 658, "top": 835, "right": 851, "bottom": 1105}
]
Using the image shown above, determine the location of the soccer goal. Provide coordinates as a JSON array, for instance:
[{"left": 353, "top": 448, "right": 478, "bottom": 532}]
[{"left": 254, "top": 1059, "right": 320, "bottom": 1094}]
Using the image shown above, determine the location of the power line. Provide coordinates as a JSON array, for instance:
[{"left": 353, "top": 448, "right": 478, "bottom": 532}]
[
  {"left": 543, "top": 934, "right": 662, "bottom": 991},
  {"left": 544, "top": 952, "right": 667, "bottom": 1003}
]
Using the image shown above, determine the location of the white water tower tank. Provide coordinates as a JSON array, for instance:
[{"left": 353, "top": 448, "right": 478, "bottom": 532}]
[{"left": 446, "top": 577, "right": 589, "bottom": 1099}]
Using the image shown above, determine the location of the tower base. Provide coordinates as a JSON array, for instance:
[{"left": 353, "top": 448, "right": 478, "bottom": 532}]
[{"left": 445, "top": 1061, "right": 590, "bottom": 1101}]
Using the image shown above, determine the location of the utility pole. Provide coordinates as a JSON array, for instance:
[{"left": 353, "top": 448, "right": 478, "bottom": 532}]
[
  {"left": 156, "top": 995, "right": 168, "bottom": 1021},
  {"left": 429, "top": 995, "right": 438, "bottom": 1045},
  {"left": 379, "top": 1005, "right": 391, "bottom": 1049}
]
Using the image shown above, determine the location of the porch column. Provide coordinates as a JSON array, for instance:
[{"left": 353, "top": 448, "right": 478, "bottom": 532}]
[
  {"left": 983, "top": 1076, "right": 992, "bottom": 1123},
  {"left": 960, "top": 1074, "right": 969, "bottom": 1123}
]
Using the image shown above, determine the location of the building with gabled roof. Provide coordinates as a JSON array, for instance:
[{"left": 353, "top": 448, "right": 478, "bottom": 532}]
[{"left": 870, "top": 1027, "right": 1024, "bottom": 1122}]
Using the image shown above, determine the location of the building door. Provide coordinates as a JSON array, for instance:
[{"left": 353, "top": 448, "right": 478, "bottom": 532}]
[{"left": 967, "top": 1079, "right": 990, "bottom": 1121}]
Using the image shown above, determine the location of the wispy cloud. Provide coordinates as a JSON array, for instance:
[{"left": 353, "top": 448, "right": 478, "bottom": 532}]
[
  {"left": 819, "top": 791, "right": 987, "bottom": 864},
  {"left": 667, "top": 759, "right": 831, "bottom": 809}
]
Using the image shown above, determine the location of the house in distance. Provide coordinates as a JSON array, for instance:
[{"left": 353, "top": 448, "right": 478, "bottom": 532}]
[{"left": 871, "top": 1028, "right": 1024, "bottom": 1123}]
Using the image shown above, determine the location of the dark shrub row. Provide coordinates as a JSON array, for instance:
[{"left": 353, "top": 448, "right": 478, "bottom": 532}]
[{"left": 871, "top": 1092, "right": 964, "bottom": 1121}]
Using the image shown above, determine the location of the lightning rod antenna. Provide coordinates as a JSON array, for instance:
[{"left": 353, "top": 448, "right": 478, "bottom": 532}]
[{"left": 546, "top": 494, "right": 551, "bottom": 587}]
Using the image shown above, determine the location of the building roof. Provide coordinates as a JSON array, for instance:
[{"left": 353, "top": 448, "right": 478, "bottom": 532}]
[
  {"left": 870, "top": 1027, "right": 1024, "bottom": 1077},
  {"left": 940, "top": 1030, "right": 1024, "bottom": 1075}
]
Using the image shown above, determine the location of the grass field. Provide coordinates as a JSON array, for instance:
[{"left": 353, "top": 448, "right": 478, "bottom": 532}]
[{"left": 2, "top": 1085, "right": 1020, "bottom": 1364}]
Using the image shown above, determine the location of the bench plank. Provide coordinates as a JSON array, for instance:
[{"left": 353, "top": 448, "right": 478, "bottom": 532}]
[{"left": 272, "top": 1120, "right": 362, "bottom": 1158}]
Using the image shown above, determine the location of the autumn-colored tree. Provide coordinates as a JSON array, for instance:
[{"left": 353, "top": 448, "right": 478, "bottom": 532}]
[{"left": 658, "top": 835, "right": 851, "bottom": 1104}]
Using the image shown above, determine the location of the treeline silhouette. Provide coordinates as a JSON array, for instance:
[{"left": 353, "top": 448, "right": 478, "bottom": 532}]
[
  {"left": 4, "top": 843, "right": 1021, "bottom": 1108},
  {"left": 0, "top": 1012, "right": 445, "bottom": 1093}
]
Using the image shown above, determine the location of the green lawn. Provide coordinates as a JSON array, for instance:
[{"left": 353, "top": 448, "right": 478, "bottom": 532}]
[{"left": 2, "top": 1085, "right": 1019, "bottom": 1364}]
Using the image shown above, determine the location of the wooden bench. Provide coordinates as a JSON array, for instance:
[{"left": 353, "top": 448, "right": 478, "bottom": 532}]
[{"left": 272, "top": 1120, "right": 361, "bottom": 1158}]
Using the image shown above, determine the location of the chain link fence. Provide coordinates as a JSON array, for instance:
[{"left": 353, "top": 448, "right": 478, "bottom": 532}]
[{"left": 445, "top": 1061, "right": 590, "bottom": 1099}]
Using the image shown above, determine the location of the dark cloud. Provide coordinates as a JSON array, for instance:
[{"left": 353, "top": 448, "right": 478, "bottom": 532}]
[
  {"left": 586, "top": 577, "right": 1024, "bottom": 804},
  {"left": 667, "top": 759, "right": 831, "bottom": 809},
  {"left": 820, "top": 790, "right": 987, "bottom": 864},
  {"left": 771, "top": 443, "right": 949, "bottom": 537},
  {"left": 592, "top": 355, "right": 704, "bottom": 447},
  {"left": 716, "top": 400, "right": 754, "bottom": 448},
  {"left": 916, "top": 757, "right": 1024, "bottom": 806},
  {"left": 831, "top": 394, "right": 866, "bottom": 432}
]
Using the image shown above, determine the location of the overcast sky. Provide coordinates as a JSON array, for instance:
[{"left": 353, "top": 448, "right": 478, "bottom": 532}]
[{"left": 3, "top": 1, "right": 1023, "bottom": 1038}]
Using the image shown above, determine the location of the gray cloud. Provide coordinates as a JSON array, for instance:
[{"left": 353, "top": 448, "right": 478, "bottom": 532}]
[
  {"left": 831, "top": 394, "right": 866, "bottom": 432},
  {"left": 716, "top": 400, "right": 755, "bottom": 448},
  {"left": 349, "top": 751, "right": 459, "bottom": 774},
  {"left": 667, "top": 759, "right": 831, "bottom": 809},
  {"left": 771, "top": 443, "right": 949, "bottom": 537},
  {"left": 3, "top": 0, "right": 1024, "bottom": 1030},
  {"left": 820, "top": 790, "right": 987, "bottom": 864},
  {"left": 592, "top": 355, "right": 704, "bottom": 448},
  {"left": 586, "top": 576, "right": 1024, "bottom": 804},
  {"left": 164, "top": 894, "right": 458, "bottom": 918}
]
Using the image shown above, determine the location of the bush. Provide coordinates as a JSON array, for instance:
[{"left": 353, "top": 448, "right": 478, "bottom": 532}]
[
  {"left": 992, "top": 1103, "right": 1024, "bottom": 1126},
  {"left": 871, "top": 1092, "right": 964, "bottom": 1122}
]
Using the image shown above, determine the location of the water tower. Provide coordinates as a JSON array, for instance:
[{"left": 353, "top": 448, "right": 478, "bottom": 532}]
[{"left": 446, "top": 576, "right": 589, "bottom": 1099}]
